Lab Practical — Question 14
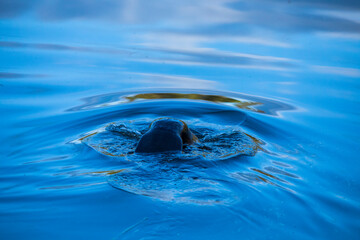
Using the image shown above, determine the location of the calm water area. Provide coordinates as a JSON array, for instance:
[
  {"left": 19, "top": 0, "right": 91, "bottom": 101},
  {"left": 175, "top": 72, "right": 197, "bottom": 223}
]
[{"left": 0, "top": 1, "right": 359, "bottom": 239}]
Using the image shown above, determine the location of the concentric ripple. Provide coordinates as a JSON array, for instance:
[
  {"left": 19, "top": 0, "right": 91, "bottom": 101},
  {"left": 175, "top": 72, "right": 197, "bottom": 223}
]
[
  {"left": 67, "top": 89, "right": 294, "bottom": 115},
  {"left": 68, "top": 89, "right": 298, "bottom": 205},
  {"left": 74, "top": 119, "right": 263, "bottom": 159}
]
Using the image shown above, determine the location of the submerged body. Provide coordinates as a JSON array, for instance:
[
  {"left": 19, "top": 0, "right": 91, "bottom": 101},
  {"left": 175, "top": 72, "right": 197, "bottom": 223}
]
[{"left": 135, "top": 119, "right": 197, "bottom": 153}]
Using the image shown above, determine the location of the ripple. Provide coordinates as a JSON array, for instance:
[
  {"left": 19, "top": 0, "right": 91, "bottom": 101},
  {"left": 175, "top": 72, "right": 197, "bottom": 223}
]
[
  {"left": 40, "top": 182, "right": 106, "bottom": 190},
  {"left": 74, "top": 119, "right": 263, "bottom": 159},
  {"left": 8, "top": 89, "right": 297, "bottom": 204},
  {"left": 108, "top": 166, "right": 237, "bottom": 205},
  {"left": 67, "top": 89, "right": 294, "bottom": 116},
  {"left": 72, "top": 118, "right": 264, "bottom": 204},
  {"left": 65, "top": 89, "right": 297, "bottom": 204}
]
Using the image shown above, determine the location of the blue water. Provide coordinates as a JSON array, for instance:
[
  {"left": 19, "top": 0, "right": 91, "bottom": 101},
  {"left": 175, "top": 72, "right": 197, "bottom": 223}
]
[{"left": 1, "top": 1, "right": 360, "bottom": 239}]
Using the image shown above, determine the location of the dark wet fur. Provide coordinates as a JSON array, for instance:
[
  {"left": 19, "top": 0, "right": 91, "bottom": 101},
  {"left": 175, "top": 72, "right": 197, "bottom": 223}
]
[{"left": 135, "top": 119, "right": 195, "bottom": 153}]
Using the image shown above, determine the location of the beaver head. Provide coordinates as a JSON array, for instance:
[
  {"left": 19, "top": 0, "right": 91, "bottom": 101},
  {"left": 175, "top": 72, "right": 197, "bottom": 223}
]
[{"left": 135, "top": 119, "right": 197, "bottom": 153}]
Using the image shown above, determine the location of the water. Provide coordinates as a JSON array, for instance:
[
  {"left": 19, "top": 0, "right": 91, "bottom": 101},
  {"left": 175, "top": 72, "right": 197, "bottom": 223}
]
[{"left": 1, "top": 1, "right": 359, "bottom": 239}]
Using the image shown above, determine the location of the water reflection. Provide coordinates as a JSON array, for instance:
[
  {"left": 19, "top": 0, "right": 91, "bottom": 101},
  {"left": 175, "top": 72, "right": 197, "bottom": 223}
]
[
  {"left": 135, "top": 46, "right": 297, "bottom": 71},
  {"left": 2, "top": 0, "right": 359, "bottom": 40},
  {"left": 2, "top": 0, "right": 359, "bottom": 33},
  {"left": 0, "top": 72, "right": 46, "bottom": 79},
  {"left": 2, "top": 0, "right": 358, "bottom": 79},
  {"left": 230, "top": 165, "right": 299, "bottom": 193},
  {"left": 0, "top": 0, "right": 239, "bottom": 24},
  {"left": 1, "top": 0, "right": 359, "bottom": 239},
  {"left": 0, "top": 41, "right": 131, "bottom": 55},
  {"left": 40, "top": 182, "right": 106, "bottom": 190},
  {"left": 67, "top": 89, "right": 294, "bottom": 115},
  {"left": 125, "top": 93, "right": 263, "bottom": 112},
  {"left": 312, "top": 65, "right": 360, "bottom": 78},
  {"left": 0, "top": 40, "right": 296, "bottom": 71}
]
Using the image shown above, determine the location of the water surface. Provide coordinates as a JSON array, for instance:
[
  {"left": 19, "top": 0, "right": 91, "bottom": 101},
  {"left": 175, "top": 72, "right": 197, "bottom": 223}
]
[{"left": 1, "top": 1, "right": 360, "bottom": 239}]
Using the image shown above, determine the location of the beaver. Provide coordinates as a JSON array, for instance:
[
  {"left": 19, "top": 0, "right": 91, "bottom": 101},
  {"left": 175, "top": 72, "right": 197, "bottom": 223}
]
[{"left": 135, "top": 118, "right": 197, "bottom": 153}]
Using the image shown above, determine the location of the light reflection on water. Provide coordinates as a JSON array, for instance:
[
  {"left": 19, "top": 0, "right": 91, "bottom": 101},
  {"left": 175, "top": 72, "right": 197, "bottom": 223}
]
[{"left": 1, "top": 0, "right": 360, "bottom": 239}]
